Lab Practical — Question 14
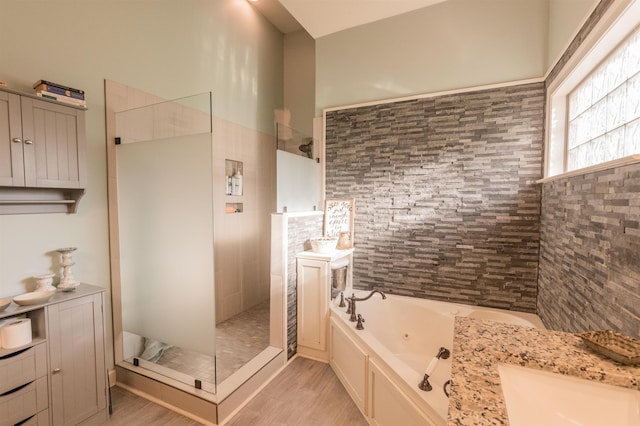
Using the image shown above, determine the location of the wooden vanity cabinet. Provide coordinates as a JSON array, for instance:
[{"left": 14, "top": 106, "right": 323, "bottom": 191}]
[
  {"left": 296, "top": 249, "right": 353, "bottom": 361},
  {"left": 48, "top": 292, "right": 107, "bottom": 426},
  {"left": 0, "top": 343, "right": 49, "bottom": 426},
  {"left": 0, "top": 284, "right": 108, "bottom": 426},
  {"left": 296, "top": 256, "right": 330, "bottom": 356}
]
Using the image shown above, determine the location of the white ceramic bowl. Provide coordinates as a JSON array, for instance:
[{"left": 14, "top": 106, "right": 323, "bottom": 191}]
[
  {"left": 13, "top": 290, "right": 55, "bottom": 306},
  {"left": 310, "top": 237, "right": 338, "bottom": 253},
  {"left": 0, "top": 299, "right": 10, "bottom": 312}
]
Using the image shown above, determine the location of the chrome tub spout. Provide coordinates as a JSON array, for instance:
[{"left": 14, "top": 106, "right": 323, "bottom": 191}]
[
  {"left": 352, "top": 289, "right": 387, "bottom": 302},
  {"left": 346, "top": 290, "right": 387, "bottom": 322}
]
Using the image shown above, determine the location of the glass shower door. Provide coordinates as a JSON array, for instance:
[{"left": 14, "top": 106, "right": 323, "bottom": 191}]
[{"left": 115, "top": 93, "right": 217, "bottom": 393}]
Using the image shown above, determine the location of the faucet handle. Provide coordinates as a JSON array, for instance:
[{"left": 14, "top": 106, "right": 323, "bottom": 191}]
[
  {"left": 345, "top": 293, "right": 355, "bottom": 314},
  {"left": 356, "top": 314, "right": 365, "bottom": 330}
]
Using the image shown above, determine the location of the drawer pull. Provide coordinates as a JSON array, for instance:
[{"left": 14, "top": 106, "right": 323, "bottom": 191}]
[
  {"left": 52, "top": 368, "right": 62, "bottom": 374},
  {"left": 0, "top": 381, "right": 30, "bottom": 397},
  {"left": 15, "top": 414, "right": 36, "bottom": 426},
  {"left": 0, "top": 346, "right": 30, "bottom": 360},
  {"left": 24, "top": 139, "right": 33, "bottom": 144},
  {"left": 12, "top": 137, "right": 22, "bottom": 143}
]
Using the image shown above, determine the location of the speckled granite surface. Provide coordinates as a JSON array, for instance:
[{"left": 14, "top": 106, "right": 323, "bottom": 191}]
[{"left": 448, "top": 317, "right": 640, "bottom": 425}]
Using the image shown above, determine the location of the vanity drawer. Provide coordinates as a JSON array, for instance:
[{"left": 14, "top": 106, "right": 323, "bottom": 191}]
[
  {"left": 0, "top": 376, "right": 48, "bottom": 426},
  {"left": 0, "top": 343, "right": 47, "bottom": 394},
  {"left": 15, "top": 409, "right": 50, "bottom": 426}
]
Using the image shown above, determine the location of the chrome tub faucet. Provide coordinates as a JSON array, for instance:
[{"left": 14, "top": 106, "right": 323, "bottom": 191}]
[{"left": 346, "top": 289, "right": 387, "bottom": 323}]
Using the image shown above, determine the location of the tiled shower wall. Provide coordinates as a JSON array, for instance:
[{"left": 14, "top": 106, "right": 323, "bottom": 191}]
[
  {"left": 325, "top": 83, "right": 545, "bottom": 312},
  {"left": 538, "top": 164, "right": 640, "bottom": 339}
]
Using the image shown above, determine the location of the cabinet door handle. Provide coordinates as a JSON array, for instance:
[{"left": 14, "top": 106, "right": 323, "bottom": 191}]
[
  {"left": 52, "top": 368, "right": 62, "bottom": 374},
  {"left": 12, "top": 138, "right": 22, "bottom": 143},
  {"left": 24, "top": 139, "right": 33, "bottom": 144}
]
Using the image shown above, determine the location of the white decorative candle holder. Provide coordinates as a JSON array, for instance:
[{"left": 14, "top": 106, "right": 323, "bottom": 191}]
[{"left": 56, "top": 247, "right": 79, "bottom": 291}]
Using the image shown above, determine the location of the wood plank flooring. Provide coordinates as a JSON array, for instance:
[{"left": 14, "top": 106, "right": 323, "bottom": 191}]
[
  {"left": 225, "top": 357, "right": 367, "bottom": 426},
  {"left": 106, "top": 386, "right": 201, "bottom": 425},
  {"left": 106, "top": 357, "right": 366, "bottom": 425}
]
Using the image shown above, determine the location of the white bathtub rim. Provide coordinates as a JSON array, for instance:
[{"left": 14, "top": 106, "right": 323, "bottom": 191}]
[{"left": 337, "top": 290, "right": 546, "bottom": 329}]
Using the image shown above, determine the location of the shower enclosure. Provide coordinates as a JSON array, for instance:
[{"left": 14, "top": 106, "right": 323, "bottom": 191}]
[{"left": 106, "top": 81, "right": 283, "bottom": 419}]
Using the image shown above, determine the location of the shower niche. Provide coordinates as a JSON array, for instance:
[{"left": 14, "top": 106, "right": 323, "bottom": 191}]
[
  {"left": 106, "top": 80, "right": 284, "bottom": 423},
  {"left": 225, "top": 159, "right": 243, "bottom": 213}
]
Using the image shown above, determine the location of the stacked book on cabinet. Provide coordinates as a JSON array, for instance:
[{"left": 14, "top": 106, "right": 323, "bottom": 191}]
[{"left": 33, "top": 79, "right": 86, "bottom": 107}]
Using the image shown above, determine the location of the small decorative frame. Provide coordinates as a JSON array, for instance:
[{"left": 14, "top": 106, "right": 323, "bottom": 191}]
[{"left": 323, "top": 198, "right": 355, "bottom": 247}]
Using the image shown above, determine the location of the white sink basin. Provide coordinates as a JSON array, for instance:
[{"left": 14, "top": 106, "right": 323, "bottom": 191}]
[{"left": 498, "top": 363, "right": 640, "bottom": 426}]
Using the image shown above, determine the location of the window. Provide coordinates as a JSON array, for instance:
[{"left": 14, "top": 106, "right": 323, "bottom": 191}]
[
  {"left": 567, "top": 26, "right": 640, "bottom": 171},
  {"left": 546, "top": 0, "right": 640, "bottom": 178}
]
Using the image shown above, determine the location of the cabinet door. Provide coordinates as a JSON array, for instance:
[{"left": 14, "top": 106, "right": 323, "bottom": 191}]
[
  {"left": 0, "top": 91, "right": 25, "bottom": 186},
  {"left": 47, "top": 293, "right": 107, "bottom": 426},
  {"left": 20, "top": 97, "right": 86, "bottom": 188},
  {"left": 297, "top": 258, "right": 330, "bottom": 351},
  {"left": 329, "top": 318, "right": 368, "bottom": 415},
  {"left": 369, "top": 359, "right": 437, "bottom": 426}
]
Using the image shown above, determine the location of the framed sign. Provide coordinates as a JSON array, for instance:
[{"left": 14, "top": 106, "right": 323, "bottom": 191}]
[{"left": 324, "top": 198, "right": 355, "bottom": 248}]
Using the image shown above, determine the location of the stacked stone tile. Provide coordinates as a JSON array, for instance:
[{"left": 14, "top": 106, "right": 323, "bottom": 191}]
[{"left": 325, "top": 83, "right": 545, "bottom": 312}]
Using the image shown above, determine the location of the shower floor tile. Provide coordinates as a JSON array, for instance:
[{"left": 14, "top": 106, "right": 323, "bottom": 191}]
[{"left": 154, "top": 300, "right": 270, "bottom": 384}]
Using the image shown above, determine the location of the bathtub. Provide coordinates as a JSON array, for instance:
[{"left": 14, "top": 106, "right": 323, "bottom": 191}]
[{"left": 328, "top": 291, "right": 545, "bottom": 425}]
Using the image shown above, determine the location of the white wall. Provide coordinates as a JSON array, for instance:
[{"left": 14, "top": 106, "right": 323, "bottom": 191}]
[
  {"left": 316, "top": 0, "right": 549, "bottom": 111},
  {"left": 284, "top": 30, "right": 316, "bottom": 136},
  {"left": 0, "top": 0, "right": 283, "bottom": 368},
  {"left": 547, "top": 0, "right": 598, "bottom": 70},
  {"left": 314, "top": 0, "right": 598, "bottom": 112}
]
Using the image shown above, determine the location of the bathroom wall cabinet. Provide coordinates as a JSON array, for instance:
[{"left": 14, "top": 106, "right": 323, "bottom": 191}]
[
  {"left": 0, "top": 87, "right": 86, "bottom": 213},
  {"left": 0, "top": 284, "right": 108, "bottom": 426},
  {"left": 295, "top": 249, "right": 353, "bottom": 361}
]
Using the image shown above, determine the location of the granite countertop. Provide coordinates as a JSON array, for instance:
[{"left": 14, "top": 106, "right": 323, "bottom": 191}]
[{"left": 447, "top": 317, "right": 640, "bottom": 425}]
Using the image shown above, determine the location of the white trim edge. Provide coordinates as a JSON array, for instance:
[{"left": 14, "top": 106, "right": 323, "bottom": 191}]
[{"left": 537, "top": 154, "right": 640, "bottom": 183}]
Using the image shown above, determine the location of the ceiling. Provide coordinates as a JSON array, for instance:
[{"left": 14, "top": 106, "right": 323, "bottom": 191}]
[{"left": 250, "top": 0, "right": 449, "bottom": 39}]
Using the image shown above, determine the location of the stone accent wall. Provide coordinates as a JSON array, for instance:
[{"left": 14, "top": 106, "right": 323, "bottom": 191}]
[
  {"left": 538, "top": 0, "right": 639, "bottom": 338},
  {"left": 538, "top": 164, "right": 640, "bottom": 338},
  {"left": 286, "top": 213, "right": 323, "bottom": 358},
  {"left": 325, "top": 83, "right": 545, "bottom": 312}
]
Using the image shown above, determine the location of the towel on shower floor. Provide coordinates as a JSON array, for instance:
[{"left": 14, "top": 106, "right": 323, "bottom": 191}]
[{"left": 139, "top": 338, "right": 172, "bottom": 362}]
